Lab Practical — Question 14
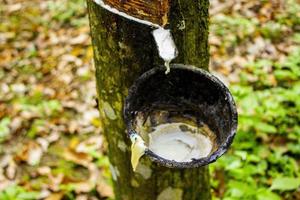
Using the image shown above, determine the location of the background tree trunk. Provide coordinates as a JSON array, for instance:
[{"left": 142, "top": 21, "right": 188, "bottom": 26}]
[{"left": 87, "top": 0, "right": 211, "bottom": 199}]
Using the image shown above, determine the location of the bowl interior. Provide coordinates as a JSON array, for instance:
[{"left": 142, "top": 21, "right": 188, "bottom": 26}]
[{"left": 124, "top": 64, "right": 237, "bottom": 167}]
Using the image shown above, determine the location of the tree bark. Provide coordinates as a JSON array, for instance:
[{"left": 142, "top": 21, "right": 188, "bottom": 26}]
[{"left": 87, "top": 0, "right": 211, "bottom": 199}]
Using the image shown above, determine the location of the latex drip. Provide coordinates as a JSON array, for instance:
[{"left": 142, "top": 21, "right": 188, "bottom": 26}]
[
  {"left": 130, "top": 134, "right": 147, "bottom": 171},
  {"left": 152, "top": 28, "right": 178, "bottom": 74}
]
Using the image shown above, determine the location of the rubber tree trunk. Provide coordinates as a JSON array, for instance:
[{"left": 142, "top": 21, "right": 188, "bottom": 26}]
[{"left": 87, "top": 0, "right": 211, "bottom": 199}]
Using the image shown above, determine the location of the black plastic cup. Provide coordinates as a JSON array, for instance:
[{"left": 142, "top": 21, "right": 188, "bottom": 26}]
[{"left": 124, "top": 64, "right": 238, "bottom": 168}]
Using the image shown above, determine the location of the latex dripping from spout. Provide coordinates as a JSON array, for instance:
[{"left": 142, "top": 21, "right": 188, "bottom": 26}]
[
  {"left": 130, "top": 133, "right": 147, "bottom": 171},
  {"left": 92, "top": 0, "right": 178, "bottom": 74},
  {"left": 152, "top": 28, "right": 178, "bottom": 74}
]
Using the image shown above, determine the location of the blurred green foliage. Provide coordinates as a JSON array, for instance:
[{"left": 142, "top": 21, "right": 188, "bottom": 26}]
[
  {"left": 0, "top": 118, "right": 11, "bottom": 142},
  {"left": 0, "top": 185, "right": 39, "bottom": 200},
  {"left": 211, "top": 49, "right": 300, "bottom": 199},
  {"left": 210, "top": 2, "right": 300, "bottom": 198},
  {"left": 46, "top": 0, "right": 88, "bottom": 27}
]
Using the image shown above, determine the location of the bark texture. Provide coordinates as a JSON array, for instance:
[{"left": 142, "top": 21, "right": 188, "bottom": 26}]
[
  {"left": 87, "top": 0, "right": 211, "bottom": 199},
  {"left": 102, "top": 0, "right": 170, "bottom": 26}
]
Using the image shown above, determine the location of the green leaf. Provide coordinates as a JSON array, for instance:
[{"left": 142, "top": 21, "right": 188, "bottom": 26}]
[
  {"left": 17, "top": 191, "right": 39, "bottom": 200},
  {"left": 0, "top": 117, "right": 11, "bottom": 141},
  {"left": 287, "top": 143, "right": 300, "bottom": 155},
  {"left": 256, "top": 122, "right": 277, "bottom": 133},
  {"left": 226, "top": 181, "right": 255, "bottom": 198},
  {"left": 270, "top": 177, "right": 300, "bottom": 191},
  {"left": 256, "top": 189, "right": 281, "bottom": 200}
]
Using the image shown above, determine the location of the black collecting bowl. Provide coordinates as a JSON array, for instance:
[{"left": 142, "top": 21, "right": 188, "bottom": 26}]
[{"left": 124, "top": 64, "right": 238, "bottom": 168}]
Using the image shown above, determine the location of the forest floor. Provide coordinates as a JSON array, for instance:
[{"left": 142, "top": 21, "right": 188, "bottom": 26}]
[{"left": 0, "top": 0, "right": 300, "bottom": 199}]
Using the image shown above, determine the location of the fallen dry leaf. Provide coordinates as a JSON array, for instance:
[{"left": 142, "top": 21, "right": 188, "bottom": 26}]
[
  {"left": 63, "top": 148, "right": 92, "bottom": 167},
  {"left": 73, "top": 182, "right": 94, "bottom": 194},
  {"left": 45, "top": 192, "right": 64, "bottom": 200},
  {"left": 97, "top": 181, "right": 114, "bottom": 198}
]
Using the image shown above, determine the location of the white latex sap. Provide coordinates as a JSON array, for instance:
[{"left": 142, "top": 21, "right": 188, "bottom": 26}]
[
  {"left": 152, "top": 28, "right": 178, "bottom": 74},
  {"left": 148, "top": 123, "right": 213, "bottom": 162},
  {"left": 130, "top": 134, "right": 147, "bottom": 171}
]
